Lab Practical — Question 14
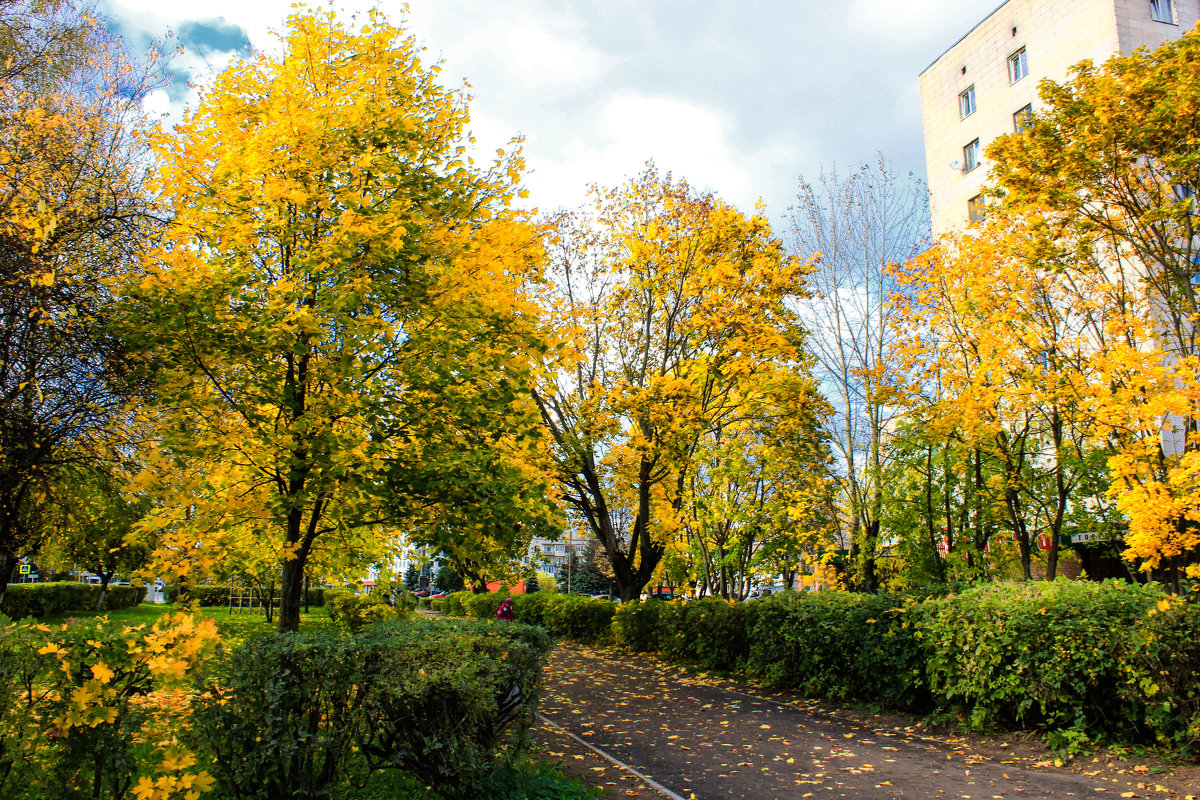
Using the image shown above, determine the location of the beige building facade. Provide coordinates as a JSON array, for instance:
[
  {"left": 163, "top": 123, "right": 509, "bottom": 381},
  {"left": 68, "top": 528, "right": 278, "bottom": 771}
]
[{"left": 920, "top": 0, "right": 1198, "bottom": 238}]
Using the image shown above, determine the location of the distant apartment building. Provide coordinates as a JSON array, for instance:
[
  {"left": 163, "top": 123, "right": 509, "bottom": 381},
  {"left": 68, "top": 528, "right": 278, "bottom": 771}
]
[
  {"left": 920, "top": 0, "right": 1197, "bottom": 238},
  {"left": 523, "top": 534, "right": 590, "bottom": 575}
]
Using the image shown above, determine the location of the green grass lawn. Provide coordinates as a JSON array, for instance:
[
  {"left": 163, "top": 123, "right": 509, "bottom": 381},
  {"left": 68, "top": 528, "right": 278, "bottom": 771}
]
[
  {"left": 37, "top": 601, "right": 176, "bottom": 626},
  {"left": 37, "top": 601, "right": 334, "bottom": 639}
]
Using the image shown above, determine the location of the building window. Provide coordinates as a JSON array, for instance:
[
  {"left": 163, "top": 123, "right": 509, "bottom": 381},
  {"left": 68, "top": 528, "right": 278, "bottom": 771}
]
[
  {"left": 963, "top": 139, "right": 981, "bottom": 172},
  {"left": 1008, "top": 47, "right": 1028, "bottom": 83},
  {"left": 958, "top": 85, "right": 976, "bottom": 118},
  {"left": 1151, "top": 0, "right": 1175, "bottom": 23},
  {"left": 968, "top": 195, "right": 986, "bottom": 224},
  {"left": 1013, "top": 103, "right": 1033, "bottom": 132}
]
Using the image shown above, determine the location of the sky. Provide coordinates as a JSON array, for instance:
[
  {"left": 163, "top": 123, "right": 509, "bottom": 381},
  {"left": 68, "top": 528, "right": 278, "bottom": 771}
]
[{"left": 99, "top": 0, "right": 1005, "bottom": 230}]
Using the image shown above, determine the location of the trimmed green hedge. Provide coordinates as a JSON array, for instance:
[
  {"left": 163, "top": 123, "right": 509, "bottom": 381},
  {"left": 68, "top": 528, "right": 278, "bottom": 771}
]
[
  {"left": 175, "top": 583, "right": 326, "bottom": 607},
  {"left": 917, "top": 581, "right": 1190, "bottom": 736},
  {"left": 659, "top": 598, "right": 747, "bottom": 672},
  {"left": 439, "top": 582, "right": 1200, "bottom": 755},
  {"left": 448, "top": 592, "right": 616, "bottom": 644},
  {"left": 746, "top": 591, "right": 926, "bottom": 709},
  {"left": 0, "top": 581, "right": 147, "bottom": 618},
  {"left": 539, "top": 595, "right": 615, "bottom": 643},
  {"left": 612, "top": 599, "right": 665, "bottom": 652},
  {"left": 326, "top": 589, "right": 411, "bottom": 632},
  {"left": 194, "top": 618, "right": 551, "bottom": 797}
]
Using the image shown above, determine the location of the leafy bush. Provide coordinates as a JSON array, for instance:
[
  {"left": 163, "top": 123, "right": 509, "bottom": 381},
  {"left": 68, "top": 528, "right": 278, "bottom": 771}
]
[
  {"left": 657, "top": 598, "right": 747, "bottom": 672},
  {"left": 464, "top": 591, "right": 510, "bottom": 620},
  {"left": 0, "top": 613, "right": 219, "bottom": 799},
  {"left": 194, "top": 618, "right": 552, "bottom": 797},
  {"left": 173, "top": 582, "right": 324, "bottom": 607},
  {"left": 540, "top": 595, "right": 615, "bottom": 643},
  {"left": 745, "top": 590, "right": 925, "bottom": 708},
  {"left": 355, "top": 619, "right": 551, "bottom": 787},
  {"left": 1122, "top": 596, "right": 1200, "bottom": 754},
  {"left": 917, "top": 580, "right": 1161, "bottom": 730},
  {"left": 612, "top": 599, "right": 665, "bottom": 652},
  {"left": 193, "top": 630, "right": 362, "bottom": 799},
  {"left": 184, "top": 583, "right": 237, "bottom": 607},
  {"left": 512, "top": 592, "right": 552, "bottom": 626},
  {"left": 0, "top": 581, "right": 147, "bottom": 618},
  {"left": 326, "top": 590, "right": 407, "bottom": 633},
  {"left": 464, "top": 758, "right": 598, "bottom": 800},
  {"left": 443, "top": 591, "right": 474, "bottom": 617}
]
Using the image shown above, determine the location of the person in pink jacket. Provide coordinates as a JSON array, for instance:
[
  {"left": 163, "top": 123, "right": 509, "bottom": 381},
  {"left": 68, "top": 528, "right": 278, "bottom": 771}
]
[{"left": 495, "top": 597, "right": 515, "bottom": 621}]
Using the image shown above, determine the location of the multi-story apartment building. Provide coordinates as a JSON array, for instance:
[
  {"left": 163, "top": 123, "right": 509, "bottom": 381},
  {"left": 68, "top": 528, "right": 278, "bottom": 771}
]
[
  {"left": 523, "top": 534, "right": 590, "bottom": 575},
  {"left": 369, "top": 534, "right": 591, "bottom": 589},
  {"left": 920, "top": 0, "right": 1198, "bottom": 238}
]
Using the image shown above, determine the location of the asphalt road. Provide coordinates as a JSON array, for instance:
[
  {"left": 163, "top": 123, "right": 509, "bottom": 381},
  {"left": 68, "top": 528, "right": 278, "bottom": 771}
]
[{"left": 537, "top": 644, "right": 1183, "bottom": 800}]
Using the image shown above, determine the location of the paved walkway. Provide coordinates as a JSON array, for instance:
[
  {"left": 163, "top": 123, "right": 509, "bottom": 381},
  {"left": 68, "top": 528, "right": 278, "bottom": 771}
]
[{"left": 538, "top": 644, "right": 1187, "bottom": 800}]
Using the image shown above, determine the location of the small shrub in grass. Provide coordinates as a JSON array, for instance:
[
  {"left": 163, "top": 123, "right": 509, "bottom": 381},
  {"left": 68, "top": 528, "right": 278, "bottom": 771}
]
[
  {"left": 460, "top": 757, "right": 599, "bottom": 800},
  {"left": 612, "top": 599, "right": 665, "bottom": 652},
  {"left": 916, "top": 579, "right": 1162, "bottom": 732},
  {"left": 745, "top": 590, "right": 924, "bottom": 708}
]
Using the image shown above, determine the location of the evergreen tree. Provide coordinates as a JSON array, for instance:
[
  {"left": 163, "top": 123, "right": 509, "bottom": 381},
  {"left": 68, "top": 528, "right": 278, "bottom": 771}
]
[
  {"left": 434, "top": 561, "right": 464, "bottom": 593},
  {"left": 403, "top": 563, "right": 420, "bottom": 593}
]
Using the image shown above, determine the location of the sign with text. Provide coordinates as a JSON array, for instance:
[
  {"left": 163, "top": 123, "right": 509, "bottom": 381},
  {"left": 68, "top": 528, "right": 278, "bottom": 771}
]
[{"left": 1064, "top": 531, "right": 1111, "bottom": 545}]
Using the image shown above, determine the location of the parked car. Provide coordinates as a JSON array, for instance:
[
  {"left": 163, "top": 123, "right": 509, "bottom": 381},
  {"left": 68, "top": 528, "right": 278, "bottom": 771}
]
[{"left": 429, "top": 592, "right": 447, "bottom": 599}]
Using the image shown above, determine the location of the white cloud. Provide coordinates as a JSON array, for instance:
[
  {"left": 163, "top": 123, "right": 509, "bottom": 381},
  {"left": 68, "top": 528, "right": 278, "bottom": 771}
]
[
  {"left": 846, "top": 0, "right": 999, "bottom": 43},
  {"left": 443, "top": 19, "right": 610, "bottom": 90},
  {"left": 514, "top": 93, "right": 768, "bottom": 215}
]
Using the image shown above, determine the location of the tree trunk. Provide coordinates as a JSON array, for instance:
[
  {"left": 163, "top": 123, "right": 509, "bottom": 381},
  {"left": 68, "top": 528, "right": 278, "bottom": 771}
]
[
  {"left": 0, "top": 551, "right": 15, "bottom": 611},
  {"left": 93, "top": 570, "right": 115, "bottom": 611},
  {"left": 278, "top": 559, "right": 305, "bottom": 632},
  {"left": 1006, "top": 489, "right": 1033, "bottom": 581}
]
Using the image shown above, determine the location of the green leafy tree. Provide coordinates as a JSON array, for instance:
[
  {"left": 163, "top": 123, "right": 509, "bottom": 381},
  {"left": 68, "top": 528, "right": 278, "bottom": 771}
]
[{"left": 42, "top": 466, "right": 150, "bottom": 608}]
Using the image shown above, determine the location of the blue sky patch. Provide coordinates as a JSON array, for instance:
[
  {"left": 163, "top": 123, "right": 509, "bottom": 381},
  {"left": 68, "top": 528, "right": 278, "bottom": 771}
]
[{"left": 178, "top": 17, "right": 250, "bottom": 57}]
